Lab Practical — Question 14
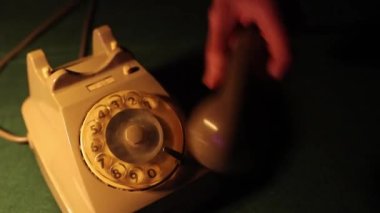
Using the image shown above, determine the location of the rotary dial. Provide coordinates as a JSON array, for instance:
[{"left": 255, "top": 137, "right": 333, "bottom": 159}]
[{"left": 80, "top": 90, "right": 184, "bottom": 191}]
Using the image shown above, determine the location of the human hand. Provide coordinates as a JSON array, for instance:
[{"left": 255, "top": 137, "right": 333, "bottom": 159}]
[{"left": 203, "top": 0, "right": 291, "bottom": 89}]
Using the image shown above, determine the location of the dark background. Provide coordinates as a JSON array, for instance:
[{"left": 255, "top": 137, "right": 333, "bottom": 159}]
[{"left": 0, "top": 0, "right": 379, "bottom": 212}]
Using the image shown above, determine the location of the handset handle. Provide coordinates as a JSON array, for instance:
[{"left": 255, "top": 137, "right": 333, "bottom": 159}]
[
  {"left": 220, "top": 25, "right": 267, "bottom": 105},
  {"left": 187, "top": 25, "right": 268, "bottom": 173}
]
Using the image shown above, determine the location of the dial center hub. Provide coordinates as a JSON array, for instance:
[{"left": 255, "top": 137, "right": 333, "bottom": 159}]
[{"left": 125, "top": 124, "right": 144, "bottom": 147}]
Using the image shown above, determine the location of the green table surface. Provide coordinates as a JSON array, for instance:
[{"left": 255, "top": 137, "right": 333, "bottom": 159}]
[{"left": 0, "top": 0, "right": 379, "bottom": 212}]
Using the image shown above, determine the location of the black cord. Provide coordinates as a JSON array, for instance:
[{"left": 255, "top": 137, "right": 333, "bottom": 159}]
[
  {"left": 0, "top": 0, "right": 96, "bottom": 143},
  {"left": 79, "top": 0, "right": 96, "bottom": 57},
  {"left": 0, "top": 0, "right": 80, "bottom": 72}
]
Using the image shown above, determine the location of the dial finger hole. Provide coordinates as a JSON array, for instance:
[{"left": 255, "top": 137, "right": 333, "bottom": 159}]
[
  {"left": 147, "top": 166, "right": 161, "bottom": 179},
  {"left": 91, "top": 138, "right": 104, "bottom": 153},
  {"left": 110, "top": 163, "right": 127, "bottom": 180},
  {"left": 141, "top": 96, "right": 159, "bottom": 110},
  {"left": 96, "top": 105, "right": 110, "bottom": 119},
  {"left": 128, "top": 168, "right": 144, "bottom": 184},
  {"left": 88, "top": 120, "right": 102, "bottom": 135},
  {"left": 108, "top": 95, "right": 123, "bottom": 111},
  {"left": 95, "top": 153, "right": 112, "bottom": 170},
  {"left": 124, "top": 91, "right": 141, "bottom": 108}
]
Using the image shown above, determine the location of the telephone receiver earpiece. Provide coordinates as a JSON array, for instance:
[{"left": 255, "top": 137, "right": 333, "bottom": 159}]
[{"left": 186, "top": 25, "right": 268, "bottom": 174}]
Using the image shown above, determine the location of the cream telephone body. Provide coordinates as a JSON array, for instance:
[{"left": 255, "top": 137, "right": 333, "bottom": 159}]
[
  {"left": 22, "top": 24, "right": 261, "bottom": 212},
  {"left": 22, "top": 25, "right": 207, "bottom": 212}
]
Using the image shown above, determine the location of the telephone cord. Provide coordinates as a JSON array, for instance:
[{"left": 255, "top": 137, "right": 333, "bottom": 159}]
[{"left": 0, "top": 0, "right": 95, "bottom": 143}]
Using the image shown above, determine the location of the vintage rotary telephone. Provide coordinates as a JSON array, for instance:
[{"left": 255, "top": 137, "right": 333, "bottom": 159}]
[{"left": 21, "top": 25, "right": 265, "bottom": 212}]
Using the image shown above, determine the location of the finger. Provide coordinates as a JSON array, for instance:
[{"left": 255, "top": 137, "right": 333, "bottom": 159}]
[
  {"left": 236, "top": 0, "right": 291, "bottom": 79},
  {"left": 203, "top": 51, "right": 225, "bottom": 89},
  {"left": 204, "top": 0, "right": 236, "bottom": 89}
]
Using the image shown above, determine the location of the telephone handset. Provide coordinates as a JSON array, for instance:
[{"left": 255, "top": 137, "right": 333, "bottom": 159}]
[{"left": 22, "top": 25, "right": 264, "bottom": 212}]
